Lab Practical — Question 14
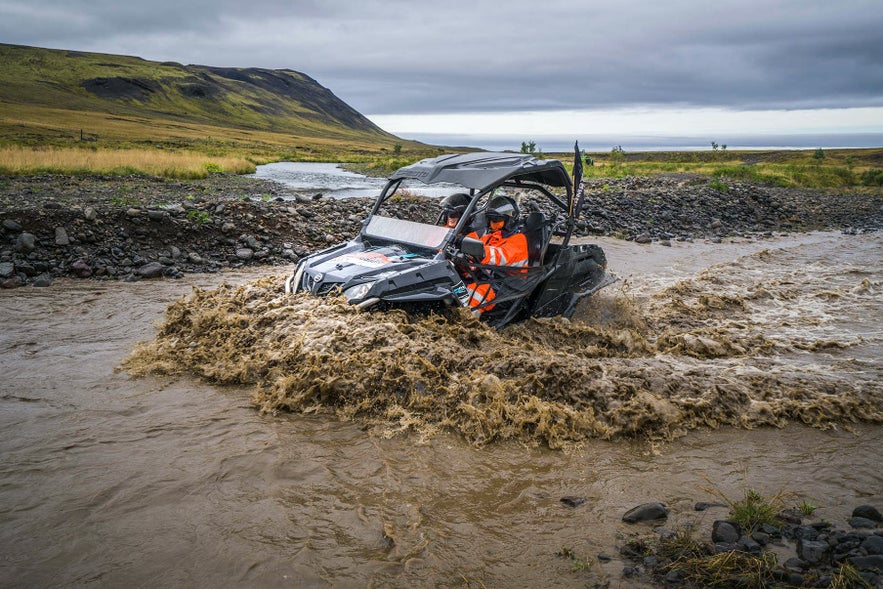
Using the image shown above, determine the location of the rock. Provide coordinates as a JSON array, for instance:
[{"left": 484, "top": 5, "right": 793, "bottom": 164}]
[
  {"left": 737, "top": 535, "right": 762, "bottom": 554},
  {"left": 3, "top": 219, "right": 22, "bottom": 232},
  {"left": 794, "top": 525, "right": 819, "bottom": 540},
  {"left": 635, "top": 233, "right": 652, "bottom": 244},
  {"left": 136, "top": 262, "right": 165, "bottom": 279},
  {"left": 187, "top": 252, "right": 203, "bottom": 263},
  {"left": 863, "top": 535, "right": 883, "bottom": 555},
  {"left": 15, "top": 262, "right": 37, "bottom": 277},
  {"left": 126, "top": 208, "right": 141, "bottom": 217},
  {"left": 84, "top": 206, "right": 97, "bottom": 221},
  {"left": 55, "top": 227, "right": 70, "bottom": 246},
  {"left": 235, "top": 248, "right": 254, "bottom": 260},
  {"left": 848, "top": 554, "right": 883, "bottom": 572},
  {"left": 15, "top": 232, "right": 36, "bottom": 253},
  {"left": 1, "top": 276, "right": 24, "bottom": 289},
  {"left": 784, "top": 557, "right": 808, "bottom": 571},
  {"left": 622, "top": 502, "right": 669, "bottom": 523},
  {"left": 70, "top": 259, "right": 93, "bottom": 278},
  {"left": 849, "top": 516, "right": 878, "bottom": 529},
  {"left": 221, "top": 222, "right": 236, "bottom": 234},
  {"left": 695, "top": 502, "right": 727, "bottom": 511},
  {"left": 32, "top": 273, "right": 52, "bottom": 287},
  {"left": 712, "top": 521, "right": 742, "bottom": 544},
  {"left": 0, "top": 262, "right": 14, "bottom": 278},
  {"left": 147, "top": 210, "right": 168, "bottom": 222},
  {"left": 853, "top": 505, "right": 883, "bottom": 522},
  {"left": 560, "top": 496, "right": 586, "bottom": 508},
  {"left": 797, "top": 539, "right": 829, "bottom": 564}
]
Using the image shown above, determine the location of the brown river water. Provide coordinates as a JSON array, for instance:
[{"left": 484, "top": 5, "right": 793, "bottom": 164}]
[{"left": 1, "top": 232, "right": 881, "bottom": 587}]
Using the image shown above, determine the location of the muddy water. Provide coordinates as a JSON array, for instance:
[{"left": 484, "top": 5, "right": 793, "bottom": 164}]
[{"left": 1, "top": 232, "right": 881, "bottom": 587}]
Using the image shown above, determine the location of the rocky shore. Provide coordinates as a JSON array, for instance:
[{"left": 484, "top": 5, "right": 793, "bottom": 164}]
[
  {"left": 1, "top": 172, "right": 881, "bottom": 287},
  {"left": 609, "top": 500, "right": 883, "bottom": 588}
]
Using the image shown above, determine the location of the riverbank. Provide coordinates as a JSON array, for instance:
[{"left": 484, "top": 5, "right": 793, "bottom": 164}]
[{"left": 1, "top": 172, "right": 881, "bottom": 286}]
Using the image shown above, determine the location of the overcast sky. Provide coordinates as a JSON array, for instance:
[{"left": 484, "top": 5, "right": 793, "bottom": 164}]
[{"left": 3, "top": 0, "right": 883, "bottom": 148}]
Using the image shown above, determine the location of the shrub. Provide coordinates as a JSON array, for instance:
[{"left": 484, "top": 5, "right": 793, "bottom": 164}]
[{"left": 861, "top": 168, "right": 883, "bottom": 186}]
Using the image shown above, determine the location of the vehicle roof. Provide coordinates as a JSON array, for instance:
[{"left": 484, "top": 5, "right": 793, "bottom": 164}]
[{"left": 389, "top": 152, "right": 572, "bottom": 192}]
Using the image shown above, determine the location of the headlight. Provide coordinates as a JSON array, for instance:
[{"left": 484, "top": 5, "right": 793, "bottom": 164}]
[
  {"left": 343, "top": 281, "right": 376, "bottom": 302},
  {"left": 288, "top": 260, "right": 306, "bottom": 293}
]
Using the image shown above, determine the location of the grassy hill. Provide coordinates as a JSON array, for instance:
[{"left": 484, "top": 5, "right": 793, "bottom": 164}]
[{"left": 0, "top": 43, "right": 431, "bottom": 164}]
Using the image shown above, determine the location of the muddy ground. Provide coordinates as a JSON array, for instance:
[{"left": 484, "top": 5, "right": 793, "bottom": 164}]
[{"left": 1, "top": 172, "right": 881, "bottom": 286}]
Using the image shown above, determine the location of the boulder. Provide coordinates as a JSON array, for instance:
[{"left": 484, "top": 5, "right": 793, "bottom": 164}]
[
  {"left": 853, "top": 505, "right": 883, "bottom": 522},
  {"left": 622, "top": 502, "right": 669, "bottom": 523},
  {"left": 136, "top": 262, "right": 165, "bottom": 279}
]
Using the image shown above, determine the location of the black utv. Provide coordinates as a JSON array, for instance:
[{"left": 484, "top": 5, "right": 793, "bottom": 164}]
[{"left": 284, "top": 151, "right": 614, "bottom": 328}]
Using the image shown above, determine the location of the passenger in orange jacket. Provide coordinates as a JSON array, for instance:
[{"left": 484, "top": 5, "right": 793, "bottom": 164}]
[{"left": 462, "top": 196, "right": 528, "bottom": 311}]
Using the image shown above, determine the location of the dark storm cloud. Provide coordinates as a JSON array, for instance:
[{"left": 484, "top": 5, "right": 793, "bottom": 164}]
[{"left": 2, "top": 0, "right": 882, "bottom": 115}]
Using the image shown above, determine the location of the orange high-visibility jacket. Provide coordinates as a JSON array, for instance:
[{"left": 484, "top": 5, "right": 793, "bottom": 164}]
[{"left": 463, "top": 229, "right": 529, "bottom": 309}]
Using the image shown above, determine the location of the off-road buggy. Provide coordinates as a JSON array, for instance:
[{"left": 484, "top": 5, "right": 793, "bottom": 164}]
[{"left": 284, "top": 149, "right": 614, "bottom": 328}]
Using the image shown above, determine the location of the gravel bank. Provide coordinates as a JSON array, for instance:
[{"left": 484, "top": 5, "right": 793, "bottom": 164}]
[{"left": 1, "top": 172, "right": 880, "bottom": 287}]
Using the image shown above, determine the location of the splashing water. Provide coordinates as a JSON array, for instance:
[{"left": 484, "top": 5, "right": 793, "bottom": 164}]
[{"left": 123, "top": 233, "right": 883, "bottom": 448}]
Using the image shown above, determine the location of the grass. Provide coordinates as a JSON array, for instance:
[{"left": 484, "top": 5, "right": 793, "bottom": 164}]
[
  {"left": 563, "top": 147, "right": 883, "bottom": 191},
  {"left": 0, "top": 146, "right": 256, "bottom": 179},
  {"left": 700, "top": 484, "right": 791, "bottom": 531},
  {"left": 673, "top": 549, "right": 779, "bottom": 589}
]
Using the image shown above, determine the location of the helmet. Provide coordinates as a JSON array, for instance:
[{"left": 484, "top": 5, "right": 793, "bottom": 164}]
[
  {"left": 485, "top": 196, "right": 519, "bottom": 231},
  {"left": 440, "top": 193, "right": 470, "bottom": 217}
]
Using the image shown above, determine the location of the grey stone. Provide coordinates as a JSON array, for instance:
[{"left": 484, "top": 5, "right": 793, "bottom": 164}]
[
  {"left": 84, "top": 206, "right": 97, "bottom": 221},
  {"left": 235, "top": 248, "right": 254, "bottom": 260},
  {"left": 3, "top": 219, "right": 22, "bottom": 232},
  {"left": 854, "top": 505, "right": 883, "bottom": 522},
  {"left": 560, "top": 496, "right": 586, "bottom": 508},
  {"left": 848, "top": 555, "right": 883, "bottom": 572},
  {"left": 221, "top": 222, "right": 236, "bottom": 234},
  {"left": 849, "top": 517, "right": 878, "bottom": 529},
  {"left": 187, "top": 252, "right": 203, "bottom": 263},
  {"left": 70, "top": 260, "right": 93, "bottom": 278},
  {"left": 622, "top": 502, "right": 669, "bottom": 523},
  {"left": 0, "top": 262, "right": 14, "bottom": 278},
  {"left": 15, "top": 232, "right": 36, "bottom": 253},
  {"left": 147, "top": 210, "right": 168, "bottom": 221},
  {"left": 863, "top": 535, "right": 883, "bottom": 555},
  {"left": 32, "top": 273, "right": 52, "bottom": 287},
  {"left": 797, "top": 539, "right": 829, "bottom": 564},
  {"left": 635, "top": 233, "right": 652, "bottom": 244},
  {"left": 712, "top": 521, "right": 742, "bottom": 544},
  {"left": 55, "top": 227, "right": 70, "bottom": 246},
  {"left": 126, "top": 208, "right": 141, "bottom": 217},
  {"left": 136, "top": 262, "right": 165, "bottom": 279}
]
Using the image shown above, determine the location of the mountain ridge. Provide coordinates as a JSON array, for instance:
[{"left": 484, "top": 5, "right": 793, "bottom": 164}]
[{"left": 0, "top": 43, "right": 414, "bottom": 155}]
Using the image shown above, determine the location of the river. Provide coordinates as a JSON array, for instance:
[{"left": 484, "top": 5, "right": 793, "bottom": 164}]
[
  {"left": 1, "top": 232, "right": 880, "bottom": 587},
  {"left": 249, "top": 162, "right": 458, "bottom": 199}
]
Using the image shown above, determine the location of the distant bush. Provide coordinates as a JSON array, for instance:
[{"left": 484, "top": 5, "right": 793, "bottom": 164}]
[{"left": 861, "top": 168, "right": 883, "bottom": 186}]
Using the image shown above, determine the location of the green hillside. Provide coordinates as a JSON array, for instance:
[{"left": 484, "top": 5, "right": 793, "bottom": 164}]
[{"left": 0, "top": 43, "right": 426, "bottom": 159}]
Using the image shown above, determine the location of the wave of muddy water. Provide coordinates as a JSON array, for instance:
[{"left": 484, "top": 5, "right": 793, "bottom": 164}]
[
  {"left": 125, "top": 233, "right": 882, "bottom": 448},
  {"left": 2, "top": 232, "right": 881, "bottom": 587}
]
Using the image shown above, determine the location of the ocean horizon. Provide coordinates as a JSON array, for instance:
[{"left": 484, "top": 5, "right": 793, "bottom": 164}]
[{"left": 395, "top": 132, "right": 883, "bottom": 154}]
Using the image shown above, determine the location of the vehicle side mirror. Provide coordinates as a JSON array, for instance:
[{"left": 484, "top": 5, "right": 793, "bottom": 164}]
[{"left": 459, "top": 236, "right": 485, "bottom": 260}]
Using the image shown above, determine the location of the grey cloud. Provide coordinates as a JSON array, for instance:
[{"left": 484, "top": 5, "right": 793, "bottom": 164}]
[{"left": 2, "top": 0, "right": 881, "bottom": 115}]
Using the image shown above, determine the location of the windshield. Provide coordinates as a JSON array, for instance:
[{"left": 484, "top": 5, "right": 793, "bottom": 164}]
[{"left": 364, "top": 215, "right": 452, "bottom": 250}]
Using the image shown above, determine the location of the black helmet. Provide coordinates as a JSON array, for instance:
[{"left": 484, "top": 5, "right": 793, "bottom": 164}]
[
  {"left": 486, "top": 196, "right": 519, "bottom": 231},
  {"left": 441, "top": 193, "right": 470, "bottom": 216}
]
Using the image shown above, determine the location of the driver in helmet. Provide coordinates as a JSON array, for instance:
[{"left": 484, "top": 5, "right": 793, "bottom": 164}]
[
  {"left": 461, "top": 195, "right": 529, "bottom": 312},
  {"left": 439, "top": 193, "right": 470, "bottom": 228}
]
